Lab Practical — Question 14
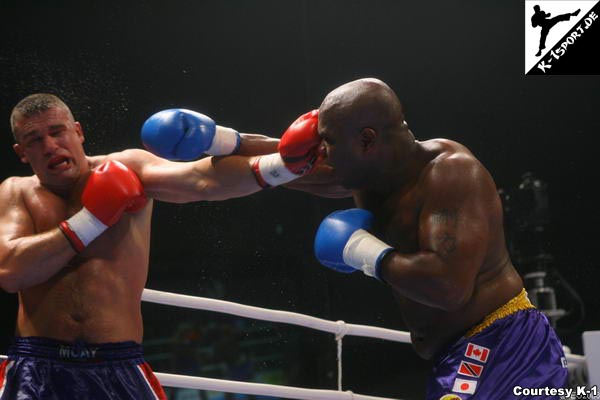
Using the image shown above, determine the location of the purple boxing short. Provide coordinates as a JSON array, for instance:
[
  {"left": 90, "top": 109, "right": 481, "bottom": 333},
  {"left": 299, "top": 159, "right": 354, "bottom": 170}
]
[
  {"left": 0, "top": 336, "right": 166, "bottom": 400},
  {"left": 427, "top": 290, "right": 568, "bottom": 400}
]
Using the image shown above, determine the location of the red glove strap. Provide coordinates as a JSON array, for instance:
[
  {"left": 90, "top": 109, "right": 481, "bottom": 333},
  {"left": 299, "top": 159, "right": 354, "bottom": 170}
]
[
  {"left": 58, "top": 221, "right": 85, "bottom": 253},
  {"left": 251, "top": 157, "right": 271, "bottom": 189}
]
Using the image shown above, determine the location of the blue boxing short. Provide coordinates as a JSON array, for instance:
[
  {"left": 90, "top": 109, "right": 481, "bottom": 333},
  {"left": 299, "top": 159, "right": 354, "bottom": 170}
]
[
  {"left": 0, "top": 336, "right": 166, "bottom": 400},
  {"left": 427, "top": 289, "right": 568, "bottom": 400}
]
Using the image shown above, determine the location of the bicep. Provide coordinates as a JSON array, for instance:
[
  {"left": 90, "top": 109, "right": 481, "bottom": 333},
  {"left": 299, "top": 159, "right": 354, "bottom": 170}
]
[
  {"left": 420, "top": 205, "right": 488, "bottom": 262},
  {"left": 109, "top": 149, "right": 262, "bottom": 203},
  {"left": 109, "top": 149, "right": 214, "bottom": 202},
  {"left": 0, "top": 179, "right": 34, "bottom": 256},
  {"left": 144, "top": 158, "right": 215, "bottom": 202},
  {"left": 418, "top": 183, "right": 490, "bottom": 279}
]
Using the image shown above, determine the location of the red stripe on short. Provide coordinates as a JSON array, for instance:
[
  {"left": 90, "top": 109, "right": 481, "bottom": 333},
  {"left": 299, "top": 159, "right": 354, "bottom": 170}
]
[
  {"left": 138, "top": 362, "right": 167, "bottom": 400},
  {"left": 0, "top": 360, "right": 13, "bottom": 397}
]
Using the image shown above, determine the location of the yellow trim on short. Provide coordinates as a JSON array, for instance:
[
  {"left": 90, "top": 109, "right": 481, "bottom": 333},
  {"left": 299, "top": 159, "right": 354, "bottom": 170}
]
[{"left": 465, "top": 289, "right": 534, "bottom": 337}]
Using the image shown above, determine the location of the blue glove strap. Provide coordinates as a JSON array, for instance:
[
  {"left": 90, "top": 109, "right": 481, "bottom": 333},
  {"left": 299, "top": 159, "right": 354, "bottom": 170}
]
[
  {"left": 231, "top": 131, "right": 241, "bottom": 154},
  {"left": 374, "top": 247, "right": 394, "bottom": 282}
]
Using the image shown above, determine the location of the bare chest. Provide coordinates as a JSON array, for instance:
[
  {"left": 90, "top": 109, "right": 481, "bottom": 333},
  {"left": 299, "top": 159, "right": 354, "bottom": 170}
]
[
  {"left": 24, "top": 186, "right": 78, "bottom": 232},
  {"left": 21, "top": 185, "right": 152, "bottom": 271},
  {"left": 358, "top": 191, "right": 423, "bottom": 253}
]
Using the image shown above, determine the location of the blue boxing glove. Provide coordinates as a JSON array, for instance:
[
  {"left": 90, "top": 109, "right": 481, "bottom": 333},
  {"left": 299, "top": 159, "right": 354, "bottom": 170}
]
[
  {"left": 141, "top": 108, "right": 241, "bottom": 161},
  {"left": 314, "top": 208, "right": 394, "bottom": 279}
]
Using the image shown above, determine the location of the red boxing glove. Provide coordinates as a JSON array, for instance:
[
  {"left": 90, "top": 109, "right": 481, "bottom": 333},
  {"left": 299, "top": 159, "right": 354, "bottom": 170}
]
[
  {"left": 251, "top": 110, "right": 321, "bottom": 188},
  {"left": 59, "top": 160, "right": 147, "bottom": 252},
  {"left": 278, "top": 110, "right": 320, "bottom": 175}
]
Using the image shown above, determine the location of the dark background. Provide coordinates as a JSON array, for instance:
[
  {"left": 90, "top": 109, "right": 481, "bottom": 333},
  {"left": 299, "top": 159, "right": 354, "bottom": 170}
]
[{"left": 1, "top": 1, "right": 599, "bottom": 399}]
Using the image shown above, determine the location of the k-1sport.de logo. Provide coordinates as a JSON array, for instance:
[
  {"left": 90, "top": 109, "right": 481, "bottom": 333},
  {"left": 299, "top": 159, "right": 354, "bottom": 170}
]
[{"left": 525, "top": 0, "right": 600, "bottom": 75}]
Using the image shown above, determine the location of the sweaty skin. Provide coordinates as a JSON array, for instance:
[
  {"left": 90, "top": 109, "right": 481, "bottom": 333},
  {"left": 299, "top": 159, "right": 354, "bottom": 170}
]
[
  {"left": 319, "top": 79, "right": 523, "bottom": 360},
  {"left": 0, "top": 104, "right": 346, "bottom": 344},
  {"left": 3, "top": 173, "right": 151, "bottom": 343}
]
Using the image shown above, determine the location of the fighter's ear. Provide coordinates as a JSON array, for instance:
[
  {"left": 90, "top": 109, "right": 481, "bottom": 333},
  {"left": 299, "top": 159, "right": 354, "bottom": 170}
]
[
  {"left": 74, "top": 121, "right": 85, "bottom": 144},
  {"left": 13, "top": 143, "right": 28, "bottom": 163},
  {"left": 360, "top": 127, "right": 377, "bottom": 151}
]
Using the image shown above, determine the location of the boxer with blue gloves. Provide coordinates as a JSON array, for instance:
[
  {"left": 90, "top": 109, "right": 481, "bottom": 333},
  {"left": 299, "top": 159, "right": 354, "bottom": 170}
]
[{"left": 313, "top": 78, "right": 567, "bottom": 399}]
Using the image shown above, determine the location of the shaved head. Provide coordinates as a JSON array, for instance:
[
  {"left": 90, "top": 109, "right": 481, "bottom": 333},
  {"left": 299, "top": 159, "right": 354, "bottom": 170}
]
[
  {"left": 317, "top": 78, "right": 416, "bottom": 190},
  {"left": 319, "top": 78, "right": 405, "bottom": 138},
  {"left": 10, "top": 93, "right": 74, "bottom": 141}
]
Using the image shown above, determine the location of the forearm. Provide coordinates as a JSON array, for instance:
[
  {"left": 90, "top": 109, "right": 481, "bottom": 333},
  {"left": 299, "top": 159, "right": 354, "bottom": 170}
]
[
  {"left": 200, "top": 155, "right": 263, "bottom": 201},
  {"left": 148, "top": 155, "right": 263, "bottom": 203},
  {"left": 283, "top": 164, "right": 352, "bottom": 198},
  {"left": 236, "top": 133, "right": 279, "bottom": 156},
  {"left": 0, "top": 229, "right": 76, "bottom": 293},
  {"left": 380, "top": 251, "right": 468, "bottom": 311}
]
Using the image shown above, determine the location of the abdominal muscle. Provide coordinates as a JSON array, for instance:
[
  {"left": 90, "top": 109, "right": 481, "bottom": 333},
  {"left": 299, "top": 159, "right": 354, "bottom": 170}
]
[{"left": 16, "top": 207, "right": 152, "bottom": 344}]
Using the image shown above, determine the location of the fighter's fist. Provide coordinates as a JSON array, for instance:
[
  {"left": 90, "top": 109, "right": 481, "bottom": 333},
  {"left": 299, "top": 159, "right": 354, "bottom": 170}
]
[
  {"left": 59, "top": 160, "right": 147, "bottom": 252},
  {"left": 251, "top": 110, "right": 321, "bottom": 188},
  {"left": 314, "top": 208, "right": 393, "bottom": 279},
  {"left": 278, "top": 110, "right": 320, "bottom": 175},
  {"left": 141, "top": 108, "right": 240, "bottom": 160}
]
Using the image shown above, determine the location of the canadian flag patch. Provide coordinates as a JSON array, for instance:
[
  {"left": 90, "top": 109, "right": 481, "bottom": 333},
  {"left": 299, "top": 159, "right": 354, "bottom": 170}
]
[
  {"left": 464, "top": 343, "right": 490, "bottom": 363},
  {"left": 458, "top": 361, "right": 484, "bottom": 378},
  {"left": 452, "top": 377, "right": 478, "bottom": 394}
]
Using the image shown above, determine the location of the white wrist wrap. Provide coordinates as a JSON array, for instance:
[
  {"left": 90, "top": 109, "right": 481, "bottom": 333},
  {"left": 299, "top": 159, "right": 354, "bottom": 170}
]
[
  {"left": 342, "top": 229, "right": 393, "bottom": 277},
  {"left": 66, "top": 207, "right": 108, "bottom": 247},
  {"left": 256, "top": 153, "right": 299, "bottom": 187},
  {"left": 206, "top": 126, "right": 240, "bottom": 155}
]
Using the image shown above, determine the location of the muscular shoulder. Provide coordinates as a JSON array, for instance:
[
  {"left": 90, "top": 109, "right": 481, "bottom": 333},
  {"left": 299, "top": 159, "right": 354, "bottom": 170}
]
[
  {"left": 422, "top": 139, "right": 496, "bottom": 198},
  {"left": 0, "top": 177, "right": 41, "bottom": 222},
  {"left": 88, "top": 148, "right": 159, "bottom": 177},
  {"left": 0, "top": 176, "right": 39, "bottom": 199}
]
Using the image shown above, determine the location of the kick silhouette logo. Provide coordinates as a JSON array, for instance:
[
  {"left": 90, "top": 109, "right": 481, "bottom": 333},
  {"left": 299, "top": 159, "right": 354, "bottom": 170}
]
[{"left": 525, "top": 0, "right": 599, "bottom": 75}]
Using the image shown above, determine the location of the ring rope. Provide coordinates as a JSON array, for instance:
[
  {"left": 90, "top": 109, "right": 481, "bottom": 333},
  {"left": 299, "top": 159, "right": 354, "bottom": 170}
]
[
  {"left": 140, "top": 289, "right": 587, "bottom": 366},
  {"left": 335, "top": 320, "right": 349, "bottom": 391},
  {"left": 0, "top": 288, "right": 588, "bottom": 399},
  {"left": 0, "top": 354, "right": 399, "bottom": 399},
  {"left": 154, "top": 372, "right": 403, "bottom": 400},
  {"left": 141, "top": 288, "right": 410, "bottom": 343}
]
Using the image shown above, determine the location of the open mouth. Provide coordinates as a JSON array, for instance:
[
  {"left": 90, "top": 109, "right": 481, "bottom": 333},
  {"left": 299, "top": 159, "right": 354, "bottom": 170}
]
[{"left": 47, "top": 155, "right": 71, "bottom": 171}]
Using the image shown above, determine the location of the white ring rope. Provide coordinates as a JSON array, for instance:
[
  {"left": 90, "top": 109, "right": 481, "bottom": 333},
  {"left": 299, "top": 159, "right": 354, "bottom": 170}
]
[
  {"left": 154, "top": 372, "right": 401, "bottom": 400},
  {"left": 0, "top": 287, "right": 589, "bottom": 399},
  {"left": 140, "top": 289, "right": 587, "bottom": 366},
  {"left": 0, "top": 353, "right": 399, "bottom": 400},
  {"left": 141, "top": 288, "right": 411, "bottom": 344},
  {"left": 335, "top": 320, "right": 350, "bottom": 391}
]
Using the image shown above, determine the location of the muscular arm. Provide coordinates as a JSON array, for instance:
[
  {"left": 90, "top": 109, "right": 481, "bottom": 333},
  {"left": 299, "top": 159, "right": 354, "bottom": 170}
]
[
  {"left": 236, "top": 133, "right": 279, "bottom": 156},
  {"left": 0, "top": 178, "right": 76, "bottom": 293},
  {"left": 234, "top": 134, "right": 351, "bottom": 198},
  {"left": 105, "top": 149, "right": 263, "bottom": 203},
  {"left": 379, "top": 157, "right": 492, "bottom": 311},
  {"left": 284, "top": 163, "right": 352, "bottom": 198}
]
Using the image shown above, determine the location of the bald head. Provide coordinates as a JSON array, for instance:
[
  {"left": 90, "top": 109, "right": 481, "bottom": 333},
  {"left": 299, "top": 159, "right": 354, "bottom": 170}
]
[
  {"left": 319, "top": 78, "right": 405, "bottom": 138},
  {"left": 317, "top": 78, "right": 416, "bottom": 190}
]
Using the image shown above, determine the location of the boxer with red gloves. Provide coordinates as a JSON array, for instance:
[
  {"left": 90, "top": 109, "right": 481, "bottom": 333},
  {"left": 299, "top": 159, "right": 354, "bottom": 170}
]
[{"left": 0, "top": 93, "right": 346, "bottom": 400}]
